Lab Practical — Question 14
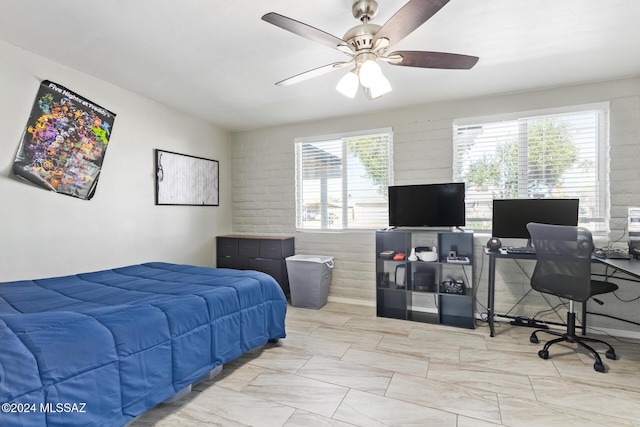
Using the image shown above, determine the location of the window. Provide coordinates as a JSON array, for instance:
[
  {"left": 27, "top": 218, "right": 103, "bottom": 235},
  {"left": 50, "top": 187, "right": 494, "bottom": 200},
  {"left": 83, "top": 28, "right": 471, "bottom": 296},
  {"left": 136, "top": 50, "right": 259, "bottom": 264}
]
[
  {"left": 454, "top": 105, "right": 608, "bottom": 235},
  {"left": 295, "top": 129, "right": 393, "bottom": 230}
]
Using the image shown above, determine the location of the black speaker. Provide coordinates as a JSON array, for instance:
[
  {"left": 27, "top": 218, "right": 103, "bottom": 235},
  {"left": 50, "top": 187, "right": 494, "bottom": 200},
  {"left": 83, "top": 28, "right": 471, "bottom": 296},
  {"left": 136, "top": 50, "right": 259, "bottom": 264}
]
[
  {"left": 486, "top": 237, "right": 502, "bottom": 251},
  {"left": 378, "top": 272, "right": 390, "bottom": 287},
  {"left": 413, "top": 271, "right": 436, "bottom": 292}
]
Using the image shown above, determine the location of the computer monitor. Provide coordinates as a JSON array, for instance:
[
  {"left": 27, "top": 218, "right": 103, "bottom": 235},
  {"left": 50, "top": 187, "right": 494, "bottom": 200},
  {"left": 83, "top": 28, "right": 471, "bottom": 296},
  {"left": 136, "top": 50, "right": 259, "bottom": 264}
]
[{"left": 492, "top": 198, "right": 580, "bottom": 242}]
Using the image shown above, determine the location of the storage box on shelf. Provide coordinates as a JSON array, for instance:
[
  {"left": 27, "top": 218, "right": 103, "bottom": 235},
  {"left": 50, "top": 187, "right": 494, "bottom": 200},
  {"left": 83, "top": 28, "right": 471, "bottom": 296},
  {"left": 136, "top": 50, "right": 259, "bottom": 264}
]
[{"left": 376, "top": 229, "right": 475, "bottom": 329}]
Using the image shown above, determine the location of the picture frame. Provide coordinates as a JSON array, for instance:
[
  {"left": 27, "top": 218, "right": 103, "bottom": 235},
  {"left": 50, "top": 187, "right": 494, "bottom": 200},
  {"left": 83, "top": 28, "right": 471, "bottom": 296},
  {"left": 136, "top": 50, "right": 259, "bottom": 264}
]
[{"left": 155, "top": 149, "right": 219, "bottom": 206}]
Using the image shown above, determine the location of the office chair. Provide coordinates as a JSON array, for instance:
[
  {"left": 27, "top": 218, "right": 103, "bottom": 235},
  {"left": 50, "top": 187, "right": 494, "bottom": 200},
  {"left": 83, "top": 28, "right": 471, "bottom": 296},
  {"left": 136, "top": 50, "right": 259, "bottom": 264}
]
[{"left": 526, "top": 222, "right": 618, "bottom": 372}]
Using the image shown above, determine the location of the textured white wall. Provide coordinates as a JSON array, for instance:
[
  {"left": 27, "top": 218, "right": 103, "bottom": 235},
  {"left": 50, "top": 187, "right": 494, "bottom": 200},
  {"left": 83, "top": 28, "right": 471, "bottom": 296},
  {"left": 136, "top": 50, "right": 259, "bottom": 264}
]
[
  {"left": 0, "top": 41, "right": 232, "bottom": 281},
  {"left": 231, "top": 77, "right": 640, "bottom": 332}
]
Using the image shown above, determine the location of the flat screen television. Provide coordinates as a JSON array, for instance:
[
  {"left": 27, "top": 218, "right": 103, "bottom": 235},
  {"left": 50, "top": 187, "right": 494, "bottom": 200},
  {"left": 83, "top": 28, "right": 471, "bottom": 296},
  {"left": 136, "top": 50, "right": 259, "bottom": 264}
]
[
  {"left": 492, "top": 198, "right": 580, "bottom": 240},
  {"left": 388, "top": 183, "right": 465, "bottom": 227}
]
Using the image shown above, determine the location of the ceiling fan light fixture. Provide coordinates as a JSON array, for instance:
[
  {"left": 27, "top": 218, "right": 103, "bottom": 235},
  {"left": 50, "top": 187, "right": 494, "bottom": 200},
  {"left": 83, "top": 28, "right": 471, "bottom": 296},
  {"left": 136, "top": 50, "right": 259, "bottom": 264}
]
[
  {"left": 358, "top": 59, "right": 383, "bottom": 88},
  {"left": 367, "top": 74, "right": 392, "bottom": 99},
  {"left": 336, "top": 70, "right": 359, "bottom": 98}
]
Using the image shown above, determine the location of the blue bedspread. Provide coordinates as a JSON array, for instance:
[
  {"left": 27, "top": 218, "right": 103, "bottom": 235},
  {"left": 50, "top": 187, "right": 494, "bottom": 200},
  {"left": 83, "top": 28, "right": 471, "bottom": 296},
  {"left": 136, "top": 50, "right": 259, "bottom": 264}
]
[{"left": 0, "top": 262, "right": 287, "bottom": 427}]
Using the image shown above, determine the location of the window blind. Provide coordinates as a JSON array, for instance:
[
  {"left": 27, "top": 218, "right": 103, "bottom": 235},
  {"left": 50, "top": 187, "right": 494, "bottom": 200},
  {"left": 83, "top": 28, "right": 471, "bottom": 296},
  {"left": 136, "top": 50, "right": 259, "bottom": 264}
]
[
  {"left": 296, "top": 130, "right": 392, "bottom": 230},
  {"left": 454, "top": 107, "right": 608, "bottom": 234}
]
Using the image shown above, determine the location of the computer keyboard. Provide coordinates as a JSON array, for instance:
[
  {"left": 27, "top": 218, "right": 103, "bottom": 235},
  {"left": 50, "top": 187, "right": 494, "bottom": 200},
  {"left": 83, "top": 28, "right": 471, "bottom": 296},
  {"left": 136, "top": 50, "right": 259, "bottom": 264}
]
[
  {"left": 593, "top": 248, "right": 630, "bottom": 260},
  {"left": 505, "top": 246, "right": 536, "bottom": 255}
]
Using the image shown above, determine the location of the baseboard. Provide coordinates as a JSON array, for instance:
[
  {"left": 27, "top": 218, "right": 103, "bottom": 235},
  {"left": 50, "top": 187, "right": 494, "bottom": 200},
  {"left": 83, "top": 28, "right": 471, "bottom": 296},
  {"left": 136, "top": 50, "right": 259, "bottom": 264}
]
[
  {"left": 327, "top": 296, "right": 376, "bottom": 307},
  {"left": 488, "top": 314, "right": 640, "bottom": 340},
  {"left": 325, "top": 301, "right": 640, "bottom": 340},
  {"left": 585, "top": 326, "right": 640, "bottom": 341}
]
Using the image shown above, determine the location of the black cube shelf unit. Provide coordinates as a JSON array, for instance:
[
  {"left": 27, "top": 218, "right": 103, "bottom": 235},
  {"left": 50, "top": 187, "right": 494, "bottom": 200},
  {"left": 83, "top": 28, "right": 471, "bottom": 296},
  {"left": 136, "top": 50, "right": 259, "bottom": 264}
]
[
  {"left": 216, "top": 235, "right": 294, "bottom": 296},
  {"left": 376, "top": 229, "right": 475, "bottom": 329}
]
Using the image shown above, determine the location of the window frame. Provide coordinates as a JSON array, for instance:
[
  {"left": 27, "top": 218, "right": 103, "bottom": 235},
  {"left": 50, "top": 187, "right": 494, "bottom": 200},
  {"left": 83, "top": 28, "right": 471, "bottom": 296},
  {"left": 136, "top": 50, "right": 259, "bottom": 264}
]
[
  {"left": 294, "top": 128, "right": 393, "bottom": 231},
  {"left": 453, "top": 103, "right": 609, "bottom": 236}
]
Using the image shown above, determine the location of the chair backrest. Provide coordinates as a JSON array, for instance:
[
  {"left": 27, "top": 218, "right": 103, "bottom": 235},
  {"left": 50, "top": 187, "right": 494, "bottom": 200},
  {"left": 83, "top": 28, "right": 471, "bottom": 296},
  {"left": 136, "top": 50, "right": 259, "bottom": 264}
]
[{"left": 526, "top": 222, "right": 594, "bottom": 302}]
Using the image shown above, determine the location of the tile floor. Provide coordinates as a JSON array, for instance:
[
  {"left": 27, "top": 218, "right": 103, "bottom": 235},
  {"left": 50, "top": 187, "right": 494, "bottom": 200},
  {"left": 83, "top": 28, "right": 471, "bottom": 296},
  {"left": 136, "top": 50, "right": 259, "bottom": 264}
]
[{"left": 131, "top": 302, "right": 640, "bottom": 426}]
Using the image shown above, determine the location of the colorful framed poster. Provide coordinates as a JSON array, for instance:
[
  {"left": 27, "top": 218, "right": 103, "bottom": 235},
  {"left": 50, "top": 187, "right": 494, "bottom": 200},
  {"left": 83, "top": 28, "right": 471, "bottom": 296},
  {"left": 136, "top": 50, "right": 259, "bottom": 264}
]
[
  {"left": 12, "top": 80, "right": 116, "bottom": 200},
  {"left": 155, "top": 149, "right": 219, "bottom": 206}
]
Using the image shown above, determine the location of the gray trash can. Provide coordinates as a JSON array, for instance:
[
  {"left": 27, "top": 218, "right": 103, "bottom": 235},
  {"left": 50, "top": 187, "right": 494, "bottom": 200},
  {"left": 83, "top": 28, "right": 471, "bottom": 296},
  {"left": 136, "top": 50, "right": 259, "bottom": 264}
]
[{"left": 285, "top": 255, "right": 334, "bottom": 309}]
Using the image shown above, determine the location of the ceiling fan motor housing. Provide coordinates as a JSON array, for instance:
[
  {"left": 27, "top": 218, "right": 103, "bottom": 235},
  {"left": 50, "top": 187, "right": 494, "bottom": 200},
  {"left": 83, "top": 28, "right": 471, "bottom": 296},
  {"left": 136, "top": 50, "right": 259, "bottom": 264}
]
[
  {"left": 352, "top": 0, "right": 379, "bottom": 22},
  {"left": 343, "top": 23, "right": 381, "bottom": 52}
]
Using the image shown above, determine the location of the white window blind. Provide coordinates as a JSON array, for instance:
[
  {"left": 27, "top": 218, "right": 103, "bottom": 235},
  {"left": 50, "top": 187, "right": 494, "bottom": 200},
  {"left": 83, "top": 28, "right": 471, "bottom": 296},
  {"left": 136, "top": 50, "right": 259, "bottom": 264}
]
[
  {"left": 454, "top": 106, "right": 608, "bottom": 234},
  {"left": 295, "top": 129, "right": 393, "bottom": 230}
]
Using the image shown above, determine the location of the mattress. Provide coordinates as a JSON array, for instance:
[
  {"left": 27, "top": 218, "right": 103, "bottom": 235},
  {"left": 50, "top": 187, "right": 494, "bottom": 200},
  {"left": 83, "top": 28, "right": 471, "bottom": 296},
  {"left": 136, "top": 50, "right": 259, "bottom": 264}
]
[{"left": 0, "top": 262, "right": 287, "bottom": 427}]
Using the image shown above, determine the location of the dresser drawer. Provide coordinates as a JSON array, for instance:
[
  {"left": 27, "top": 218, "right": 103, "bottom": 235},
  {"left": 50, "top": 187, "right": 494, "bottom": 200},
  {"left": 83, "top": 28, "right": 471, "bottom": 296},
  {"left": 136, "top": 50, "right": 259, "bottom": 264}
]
[
  {"left": 238, "top": 238, "right": 260, "bottom": 258},
  {"left": 217, "top": 256, "right": 249, "bottom": 270},
  {"left": 249, "top": 258, "right": 289, "bottom": 295},
  {"left": 217, "top": 237, "right": 238, "bottom": 256},
  {"left": 249, "top": 258, "right": 281, "bottom": 279},
  {"left": 260, "top": 239, "right": 285, "bottom": 258}
]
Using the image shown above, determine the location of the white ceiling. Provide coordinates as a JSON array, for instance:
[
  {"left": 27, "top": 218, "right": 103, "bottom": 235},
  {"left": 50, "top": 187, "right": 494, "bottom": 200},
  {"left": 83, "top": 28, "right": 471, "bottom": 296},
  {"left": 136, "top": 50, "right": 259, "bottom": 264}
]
[{"left": 1, "top": 0, "right": 639, "bottom": 132}]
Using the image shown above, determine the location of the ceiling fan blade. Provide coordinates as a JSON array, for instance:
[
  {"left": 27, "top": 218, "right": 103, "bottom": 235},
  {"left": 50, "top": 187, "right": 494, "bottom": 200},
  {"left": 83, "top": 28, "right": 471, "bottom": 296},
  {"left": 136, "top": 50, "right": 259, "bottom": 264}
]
[
  {"left": 262, "top": 12, "right": 352, "bottom": 52},
  {"left": 387, "top": 51, "right": 479, "bottom": 69},
  {"left": 275, "top": 61, "right": 352, "bottom": 87},
  {"left": 372, "top": 0, "right": 450, "bottom": 48}
]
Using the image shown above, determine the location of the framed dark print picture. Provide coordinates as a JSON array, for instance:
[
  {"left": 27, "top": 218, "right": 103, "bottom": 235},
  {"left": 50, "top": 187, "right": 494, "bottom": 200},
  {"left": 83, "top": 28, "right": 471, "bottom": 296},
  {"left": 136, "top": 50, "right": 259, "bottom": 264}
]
[{"left": 155, "top": 149, "right": 219, "bottom": 206}]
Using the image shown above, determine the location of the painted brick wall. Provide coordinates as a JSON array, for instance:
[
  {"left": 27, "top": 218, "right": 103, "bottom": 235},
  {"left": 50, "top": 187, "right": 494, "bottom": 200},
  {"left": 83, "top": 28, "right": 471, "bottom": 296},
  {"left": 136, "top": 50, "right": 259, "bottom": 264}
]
[{"left": 230, "top": 78, "right": 640, "bottom": 333}]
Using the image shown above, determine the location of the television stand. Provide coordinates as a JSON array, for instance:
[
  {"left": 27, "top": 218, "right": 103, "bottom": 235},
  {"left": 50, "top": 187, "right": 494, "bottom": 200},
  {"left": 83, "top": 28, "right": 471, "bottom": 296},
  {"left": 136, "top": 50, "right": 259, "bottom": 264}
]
[{"left": 375, "top": 229, "right": 475, "bottom": 329}]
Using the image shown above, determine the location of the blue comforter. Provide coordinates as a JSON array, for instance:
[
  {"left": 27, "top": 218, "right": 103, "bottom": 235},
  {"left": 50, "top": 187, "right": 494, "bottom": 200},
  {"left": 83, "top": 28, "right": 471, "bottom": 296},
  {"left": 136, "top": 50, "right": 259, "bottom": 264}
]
[{"left": 0, "top": 262, "right": 287, "bottom": 427}]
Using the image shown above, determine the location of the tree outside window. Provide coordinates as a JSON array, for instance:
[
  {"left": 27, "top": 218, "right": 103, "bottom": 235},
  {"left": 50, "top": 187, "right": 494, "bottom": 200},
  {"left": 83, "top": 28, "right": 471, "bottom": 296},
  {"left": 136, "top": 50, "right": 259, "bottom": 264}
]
[{"left": 454, "top": 108, "right": 607, "bottom": 234}]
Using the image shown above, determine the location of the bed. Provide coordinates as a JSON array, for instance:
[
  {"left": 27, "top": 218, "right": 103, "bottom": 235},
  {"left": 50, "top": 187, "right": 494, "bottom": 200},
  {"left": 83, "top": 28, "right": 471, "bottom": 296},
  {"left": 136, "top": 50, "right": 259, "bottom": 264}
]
[{"left": 0, "top": 262, "right": 287, "bottom": 427}]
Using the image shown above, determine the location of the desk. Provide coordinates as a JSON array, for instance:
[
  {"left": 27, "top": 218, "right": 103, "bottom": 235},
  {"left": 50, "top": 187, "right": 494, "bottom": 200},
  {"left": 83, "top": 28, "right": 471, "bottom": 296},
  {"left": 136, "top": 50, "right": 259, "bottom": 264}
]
[
  {"left": 598, "top": 257, "right": 640, "bottom": 279},
  {"left": 485, "top": 248, "right": 640, "bottom": 337}
]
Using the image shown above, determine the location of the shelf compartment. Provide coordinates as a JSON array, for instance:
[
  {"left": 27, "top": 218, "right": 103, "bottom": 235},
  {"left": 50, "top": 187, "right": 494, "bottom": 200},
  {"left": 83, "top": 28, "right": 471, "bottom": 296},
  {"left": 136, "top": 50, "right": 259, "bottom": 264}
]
[
  {"left": 408, "top": 310, "right": 439, "bottom": 324},
  {"left": 376, "top": 287, "right": 407, "bottom": 320},
  {"left": 439, "top": 293, "right": 474, "bottom": 329}
]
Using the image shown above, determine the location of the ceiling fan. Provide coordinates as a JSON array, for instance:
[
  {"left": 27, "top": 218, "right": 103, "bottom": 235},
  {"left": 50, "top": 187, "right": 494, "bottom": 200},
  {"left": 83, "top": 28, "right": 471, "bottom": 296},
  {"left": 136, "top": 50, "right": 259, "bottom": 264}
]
[{"left": 262, "top": 0, "right": 479, "bottom": 99}]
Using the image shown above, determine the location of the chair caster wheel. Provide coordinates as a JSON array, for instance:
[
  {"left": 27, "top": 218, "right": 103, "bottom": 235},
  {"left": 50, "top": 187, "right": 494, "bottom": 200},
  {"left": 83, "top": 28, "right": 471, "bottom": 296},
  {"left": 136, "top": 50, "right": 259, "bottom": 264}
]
[
  {"left": 530, "top": 335, "right": 539, "bottom": 344},
  {"left": 268, "top": 338, "right": 279, "bottom": 344},
  {"left": 605, "top": 350, "right": 616, "bottom": 360},
  {"left": 538, "top": 350, "right": 549, "bottom": 359},
  {"left": 594, "top": 362, "right": 605, "bottom": 373}
]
